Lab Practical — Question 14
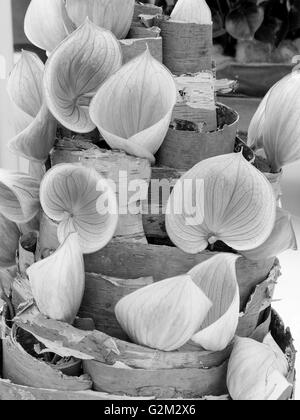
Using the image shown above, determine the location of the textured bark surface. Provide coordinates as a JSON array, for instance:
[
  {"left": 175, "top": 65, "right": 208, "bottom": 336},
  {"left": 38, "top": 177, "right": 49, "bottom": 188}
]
[
  {"left": 83, "top": 359, "right": 228, "bottom": 398},
  {"left": 0, "top": 381, "right": 146, "bottom": 401},
  {"left": 14, "top": 311, "right": 232, "bottom": 370},
  {"left": 83, "top": 241, "right": 275, "bottom": 311},
  {"left": 78, "top": 262, "right": 279, "bottom": 338},
  {"left": 133, "top": 3, "right": 163, "bottom": 24},
  {"left": 173, "top": 72, "right": 217, "bottom": 131},
  {"left": 157, "top": 104, "right": 239, "bottom": 170},
  {"left": 158, "top": 18, "right": 213, "bottom": 75},
  {"left": 1, "top": 308, "right": 295, "bottom": 400},
  {"left": 2, "top": 328, "right": 92, "bottom": 392}
]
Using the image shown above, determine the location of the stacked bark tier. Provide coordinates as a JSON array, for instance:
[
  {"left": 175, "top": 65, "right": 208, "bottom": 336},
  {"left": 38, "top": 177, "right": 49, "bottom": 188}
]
[{"left": 0, "top": 1, "right": 296, "bottom": 401}]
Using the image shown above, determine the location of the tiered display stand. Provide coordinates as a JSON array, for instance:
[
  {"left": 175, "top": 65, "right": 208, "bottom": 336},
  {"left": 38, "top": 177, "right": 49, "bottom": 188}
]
[{"left": 0, "top": 1, "right": 296, "bottom": 400}]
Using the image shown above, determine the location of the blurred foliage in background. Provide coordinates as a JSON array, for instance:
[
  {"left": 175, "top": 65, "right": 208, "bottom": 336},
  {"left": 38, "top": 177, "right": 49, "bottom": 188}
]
[
  {"left": 13, "top": 1, "right": 300, "bottom": 63},
  {"left": 155, "top": 0, "right": 300, "bottom": 60}
]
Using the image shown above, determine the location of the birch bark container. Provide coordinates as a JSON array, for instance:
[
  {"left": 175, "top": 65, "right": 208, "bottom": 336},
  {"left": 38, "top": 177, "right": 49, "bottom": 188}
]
[
  {"left": 82, "top": 310, "right": 296, "bottom": 399},
  {"left": 120, "top": 1, "right": 163, "bottom": 64},
  {"left": 0, "top": 307, "right": 293, "bottom": 400},
  {"left": 158, "top": 16, "right": 213, "bottom": 75},
  {"left": 157, "top": 103, "right": 239, "bottom": 171}
]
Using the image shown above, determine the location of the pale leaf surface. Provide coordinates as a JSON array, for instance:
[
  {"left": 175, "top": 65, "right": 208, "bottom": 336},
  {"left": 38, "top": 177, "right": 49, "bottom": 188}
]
[
  {"left": 27, "top": 233, "right": 85, "bottom": 324},
  {"left": 166, "top": 153, "right": 276, "bottom": 253},
  {"left": 0, "top": 170, "right": 40, "bottom": 224},
  {"left": 90, "top": 49, "right": 177, "bottom": 162},
  {"left": 66, "top": 0, "right": 135, "bottom": 39},
  {"left": 24, "top": 0, "right": 68, "bottom": 52},
  {"left": 115, "top": 275, "right": 212, "bottom": 351},
  {"left": 44, "top": 20, "right": 122, "bottom": 133},
  {"left": 40, "top": 164, "right": 118, "bottom": 254},
  {"left": 171, "top": 0, "right": 212, "bottom": 24}
]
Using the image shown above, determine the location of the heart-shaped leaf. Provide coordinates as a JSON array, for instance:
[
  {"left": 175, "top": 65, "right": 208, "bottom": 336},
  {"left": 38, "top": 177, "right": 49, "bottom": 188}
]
[
  {"left": 44, "top": 20, "right": 122, "bottom": 133},
  {"left": 226, "top": 3, "right": 264, "bottom": 41},
  {"left": 40, "top": 164, "right": 118, "bottom": 254},
  {"left": 166, "top": 152, "right": 277, "bottom": 253},
  {"left": 90, "top": 49, "right": 177, "bottom": 163}
]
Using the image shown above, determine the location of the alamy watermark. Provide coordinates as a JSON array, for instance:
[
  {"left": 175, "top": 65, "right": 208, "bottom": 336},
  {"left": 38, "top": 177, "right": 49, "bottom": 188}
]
[{"left": 95, "top": 170, "right": 205, "bottom": 227}]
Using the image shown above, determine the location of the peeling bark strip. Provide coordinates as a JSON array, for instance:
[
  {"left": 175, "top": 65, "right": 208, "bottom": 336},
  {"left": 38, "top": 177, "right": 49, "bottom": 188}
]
[
  {"left": 14, "top": 311, "right": 231, "bottom": 370},
  {"left": 270, "top": 311, "right": 297, "bottom": 400},
  {"left": 173, "top": 72, "right": 217, "bottom": 131},
  {"left": 4, "top": 310, "right": 296, "bottom": 400},
  {"left": 133, "top": 3, "right": 163, "bottom": 24},
  {"left": 2, "top": 327, "right": 92, "bottom": 391},
  {"left": 237, "top": 261, "right": 280, "bottom": 337},
  {"left": 128, "top": 25, "right": 161, "bottom": 39},
  {"left": 129, "top": 2, "right": 163, "bottom": 40}
]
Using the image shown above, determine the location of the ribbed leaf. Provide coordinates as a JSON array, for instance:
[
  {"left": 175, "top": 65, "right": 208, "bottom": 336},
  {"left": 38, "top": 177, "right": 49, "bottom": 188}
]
[
  {"left": 44, "top": 20, "right": 122, "bottom": 133},
  {"left": 27, "top": 233, "right": 85, "bottom": 324},
  {"left": 7, "top": 51, "right": 43, "bottom": 118},
  {"left": 227, "top": 337, "right": 291, "bottom": 400},
  {"left": 90, "top": 49, "right": 177, "bottom": 162},
  {"left": 40, "top": 164, "right": 118, "bottom": 254},
  {"left": 0, "top": 170, "right": 40, "bottom": 224},
  {"left": 0, "top": 214, "right": 20, "bottom": 268},
  {"left": 247, "top": 90, "right": 270, "bottom": 150},
  {"left": 7, "top": 51, "right": 57, "bottom": 162},
  {"left": 166, "top": 153, "right": 277, "bottom": 253},
  {"left": 189, "top": 254, "right": 240, "bottom": 352},
  {"left": 242, "top": 208, "right": 297, "bottom": 261},
  {"left": 115, "top": 275, "right": 212, "bottom": 351},
  {"left": 263, "top": 73, "right": 300, "bottom": 172},
  {"left": 24, "top": 0, "right": 68, "bottom": 52},
  {"left": 171, "top": 0, "right": 212, "bottom": 24},
  {"left": 8, "top": 105, "right": 57, "bottom": 162},
  {"left": 66, "top": 0, "right": 135, "bottom": 39}
]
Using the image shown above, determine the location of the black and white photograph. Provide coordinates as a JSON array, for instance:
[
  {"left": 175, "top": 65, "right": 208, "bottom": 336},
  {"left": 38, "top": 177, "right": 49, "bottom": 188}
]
[{"left": 0, "top": 0, "right": 299, "bottom": 404}]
